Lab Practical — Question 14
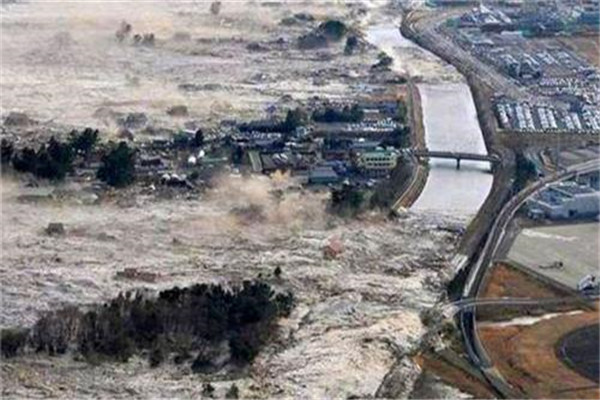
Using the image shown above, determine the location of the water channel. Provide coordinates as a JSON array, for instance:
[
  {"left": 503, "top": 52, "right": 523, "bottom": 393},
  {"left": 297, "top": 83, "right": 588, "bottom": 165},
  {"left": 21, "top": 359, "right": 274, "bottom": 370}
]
[{"left": 365, "top": 22, "right": 493, "bottom": 218}]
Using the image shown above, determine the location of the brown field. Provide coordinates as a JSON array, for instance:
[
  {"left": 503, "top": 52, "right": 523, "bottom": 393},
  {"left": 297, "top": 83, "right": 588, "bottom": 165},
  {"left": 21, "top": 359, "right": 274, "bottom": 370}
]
[
  {"left": 414, "top": 353, "right": 495, "bottom": 399},
  {"left": 479, "top": 310, "right": 600, "bottom": 399},
  {"left": 558, "top": 36, "right": 600, "bottom": 68},
  {"left": 479, "top": 262, "right": 568, "bottom": 299}
]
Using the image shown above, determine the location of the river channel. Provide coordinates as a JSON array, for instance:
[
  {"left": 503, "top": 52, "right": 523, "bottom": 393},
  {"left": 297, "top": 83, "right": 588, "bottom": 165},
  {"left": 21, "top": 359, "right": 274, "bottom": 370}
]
[{"left": 365, "top": 22, "right": 493, "bottom": 219}]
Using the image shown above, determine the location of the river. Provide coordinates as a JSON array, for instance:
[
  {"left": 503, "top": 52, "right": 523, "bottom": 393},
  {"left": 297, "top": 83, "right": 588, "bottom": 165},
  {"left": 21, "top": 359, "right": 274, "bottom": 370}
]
[{"left": 365, "top": 22, "right": 493, "bottom": 219}]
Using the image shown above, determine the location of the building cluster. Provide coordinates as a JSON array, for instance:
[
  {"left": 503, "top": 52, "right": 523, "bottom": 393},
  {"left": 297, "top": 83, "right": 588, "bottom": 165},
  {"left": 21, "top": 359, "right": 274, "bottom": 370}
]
[
  {"left": 527, "top": 173, "right": 600, "bottom": 220},
  {"left": 444, "top": 2, "right": 600, "bottom": 135},
  {"left": 236, "top": 103, "right": 405, "bottom": 187},
  {"left": 104, "top": 98, "right": 408, "bottom": 192}
]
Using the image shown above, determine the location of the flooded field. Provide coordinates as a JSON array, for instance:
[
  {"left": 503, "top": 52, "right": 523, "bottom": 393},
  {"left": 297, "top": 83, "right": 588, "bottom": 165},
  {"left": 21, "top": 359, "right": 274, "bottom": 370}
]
[{"left": 1, "top": 174, "right": 461, "bottom": 398}]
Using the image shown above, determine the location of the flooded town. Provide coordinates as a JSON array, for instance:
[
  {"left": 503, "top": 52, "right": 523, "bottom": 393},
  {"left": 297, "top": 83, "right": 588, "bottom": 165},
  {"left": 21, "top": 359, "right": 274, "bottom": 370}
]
[{"left": 1, "top": 0, "right": 599, "bottom": 399}]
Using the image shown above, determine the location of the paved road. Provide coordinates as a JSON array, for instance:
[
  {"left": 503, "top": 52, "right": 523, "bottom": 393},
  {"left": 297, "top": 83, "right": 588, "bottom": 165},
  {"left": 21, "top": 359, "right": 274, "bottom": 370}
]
[{"left": 459, "top": 158, "right": 600, "bottom": 397}]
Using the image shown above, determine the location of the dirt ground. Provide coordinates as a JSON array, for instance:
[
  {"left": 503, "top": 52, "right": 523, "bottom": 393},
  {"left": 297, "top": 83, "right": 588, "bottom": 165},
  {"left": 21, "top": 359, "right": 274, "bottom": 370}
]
[
  {"left": 414, "top": 353, "right": 495, "bottom": 399},
  {"left": 479, "top": 262, "right": 569, "bottom": 299},
  {"left": 558, "top": 36, "right": 600, "bottom": 68},
  {"left": 478, "top": 310, "right": 600, "bottom": 399}
]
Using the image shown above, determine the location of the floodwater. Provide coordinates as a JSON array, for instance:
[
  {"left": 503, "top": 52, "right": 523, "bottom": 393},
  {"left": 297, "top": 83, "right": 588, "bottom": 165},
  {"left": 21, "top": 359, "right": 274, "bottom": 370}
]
[{"left": 364, "top": 22, "right": 492, "bottom": 219}]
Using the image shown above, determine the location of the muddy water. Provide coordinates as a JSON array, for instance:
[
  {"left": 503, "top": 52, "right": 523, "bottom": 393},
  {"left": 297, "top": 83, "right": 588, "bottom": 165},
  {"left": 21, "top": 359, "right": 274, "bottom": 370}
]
[{"left": 364, "top": 23, "right": 493, "bottom": 219}]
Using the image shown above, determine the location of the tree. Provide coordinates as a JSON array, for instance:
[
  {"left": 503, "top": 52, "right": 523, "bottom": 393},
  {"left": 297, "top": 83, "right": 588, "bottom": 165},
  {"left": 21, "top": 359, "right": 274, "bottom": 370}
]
[
  {"left": 202, "top": 383, "right": 215, "bottom": 398},
  {"left": 395, "top": 101, "right": 408, "bottom": 124},
  {"left": 318, "top": 20, "right": 347, "bottom": 41},
  {"left": 1, "top": 328, "right": 29, "bottom": 358},
  {"left": 225, "top": 384, "right": 240, "bottom": 399},
  {"left": 344, "top": 35, "right": 358, "bottom": 55},
  {"left": 372, "top": 51, "right": 393, "bottom": 70},
  {"left": 12, "top": 147, "right": 38, "bottom": 173},
  {"left": 312, "top": 104, "right": 363, "bottom": 123},
  {"left": 35, "top": 137, "right": 74, "bottom": 180},
  {"left": 69, "top": 128, "right": 99, "bottom": 159},
  {"left": 514, "top": 152, "right": 537, "bottom": 193},
  {"left": 193, "top": 129, "right": 205, "bottom": 148},
  {"left": 281, "top": 108, "right": 307, "bottom": 133},
  {"left": 173, "top": 132, "right": 191, "bottom": 149},
  {"left": 330, "top": 184, "right": 365, "bottom": 216},
  {"left": 1, "top": 139, "right": 14, "bottom": 165},
  {"left": 97, "top": 141, "right": 136, "bottom": 187}
]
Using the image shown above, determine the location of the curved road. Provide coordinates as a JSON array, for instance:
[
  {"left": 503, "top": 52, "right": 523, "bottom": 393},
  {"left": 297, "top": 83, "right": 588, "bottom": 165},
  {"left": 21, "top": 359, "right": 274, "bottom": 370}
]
[{"left": 459, "top": 158, "right": 600, "bottom": 397}]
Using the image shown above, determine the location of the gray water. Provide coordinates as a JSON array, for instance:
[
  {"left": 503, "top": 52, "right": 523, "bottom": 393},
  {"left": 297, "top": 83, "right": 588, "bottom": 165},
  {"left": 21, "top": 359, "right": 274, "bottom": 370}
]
[{"left": 411, "top": 83, "right": 493, "bottom": 216}]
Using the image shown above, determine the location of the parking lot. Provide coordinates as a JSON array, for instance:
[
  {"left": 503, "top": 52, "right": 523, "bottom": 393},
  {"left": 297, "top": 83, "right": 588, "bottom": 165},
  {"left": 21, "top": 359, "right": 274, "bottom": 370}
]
[{"left": 508, "top": 222, "right": 599, "bottom": 289}]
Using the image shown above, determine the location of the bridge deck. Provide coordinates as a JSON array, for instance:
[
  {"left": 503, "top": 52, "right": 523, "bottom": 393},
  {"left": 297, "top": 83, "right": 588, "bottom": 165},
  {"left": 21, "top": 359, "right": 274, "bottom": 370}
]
[{"left": 411, "top": 150, "right": 499, "bottom": 163}]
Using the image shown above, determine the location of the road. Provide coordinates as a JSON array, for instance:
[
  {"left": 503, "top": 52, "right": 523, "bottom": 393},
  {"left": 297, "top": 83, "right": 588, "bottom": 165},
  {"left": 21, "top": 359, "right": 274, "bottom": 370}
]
[
  {"left": 399, "top": 8, "right": 600, "bottom": 397},
  {"left": 402, "top": 9, "right": 531, "bottom": 102},
  {"left": 458, "top": 158, "right": 600, "bottom": 397}
]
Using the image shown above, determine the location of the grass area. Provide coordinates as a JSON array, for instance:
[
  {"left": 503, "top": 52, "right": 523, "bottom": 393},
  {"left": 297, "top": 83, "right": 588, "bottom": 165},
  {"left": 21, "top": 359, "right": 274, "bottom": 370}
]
[{"left": 478, "top": 310, "right": 600, "bottom": 399}]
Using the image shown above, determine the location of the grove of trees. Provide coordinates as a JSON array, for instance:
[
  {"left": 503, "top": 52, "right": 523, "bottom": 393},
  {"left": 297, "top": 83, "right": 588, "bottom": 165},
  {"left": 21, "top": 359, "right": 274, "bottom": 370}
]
[
  {"left": 97, "top": 141, "right": 136, "bottom": 187},
  {"left": 1, "top": 281, "right": 294, "bottom": 371},
  {"left": 312, "top": 104, "right": 364, "bottom": 124}
]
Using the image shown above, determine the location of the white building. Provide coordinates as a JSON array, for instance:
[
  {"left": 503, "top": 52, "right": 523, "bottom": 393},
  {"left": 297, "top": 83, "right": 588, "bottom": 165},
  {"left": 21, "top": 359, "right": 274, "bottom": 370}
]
[{"left": 528, "top": 181, "right": 600, "bottom": 219}]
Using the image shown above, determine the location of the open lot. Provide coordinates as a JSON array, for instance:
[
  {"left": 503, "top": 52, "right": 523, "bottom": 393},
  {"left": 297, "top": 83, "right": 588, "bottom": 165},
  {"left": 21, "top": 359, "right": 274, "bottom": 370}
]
[
  {"left": 507, "top": 223, "right": 599, "bottom": 289},
  {"left": 479, "top": 309, "right": 600, "bottom": 399},
  {"left": 558, "top": 36, "right": 600, "bottom": 68},
  {"left": 480, "top": 262, "right": 570, "bottom": 299}
]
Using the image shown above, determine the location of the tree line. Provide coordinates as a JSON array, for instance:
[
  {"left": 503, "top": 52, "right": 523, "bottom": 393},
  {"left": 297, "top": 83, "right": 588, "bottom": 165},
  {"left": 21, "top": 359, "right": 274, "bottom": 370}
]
[
  {"left": 1, "top": 280, "right": 294, "bottom": 371},
  {"left": 1, "top": 128, "right": 136, "bottom": 187}
]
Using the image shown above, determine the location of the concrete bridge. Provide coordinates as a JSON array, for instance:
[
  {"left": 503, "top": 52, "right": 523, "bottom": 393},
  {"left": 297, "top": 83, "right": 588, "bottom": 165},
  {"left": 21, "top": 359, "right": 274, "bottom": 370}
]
[{"left": 410, "top": 149, "right": 500, "bottom": 170}]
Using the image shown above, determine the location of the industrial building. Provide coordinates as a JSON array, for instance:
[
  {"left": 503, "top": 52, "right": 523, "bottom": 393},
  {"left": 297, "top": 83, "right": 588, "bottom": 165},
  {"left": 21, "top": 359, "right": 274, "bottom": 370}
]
[{"left": 528, "top": 181, "right": 600, "bottom": 219}]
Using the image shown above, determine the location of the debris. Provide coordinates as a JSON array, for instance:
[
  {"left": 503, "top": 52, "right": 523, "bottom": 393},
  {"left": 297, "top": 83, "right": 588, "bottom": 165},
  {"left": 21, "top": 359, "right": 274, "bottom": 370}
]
[
  {"left": 210, "top": 1, "right": 221, "bottom": 16},
  {"left": 323, "top": 237, "right": 344, "bottom": 260},
  {"left": 115, "top": 20, "right": 132, "bottom": 42},
  {"left": 115, "top": 268, "right": 160, "bottom": 283},
  {"left": 45, "top": 223, "right": 65, "bottom": 236},
  {"left": 118, "top": 112, "right": 148, "bottom": 129},
  {"left": 4, "top": 112, "right": 34, "bottom": 127},
  {"left": 166, "top": 105, "right": 188, "bottom": 117},
  {"left": 117, "top": 128, "right": 135, "bottom": 141}
]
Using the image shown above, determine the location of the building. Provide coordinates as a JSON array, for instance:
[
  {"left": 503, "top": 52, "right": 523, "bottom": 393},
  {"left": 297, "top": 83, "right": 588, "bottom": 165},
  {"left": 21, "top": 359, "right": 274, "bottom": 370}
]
[
  {"left": 528, "top": 181, "right": 600, "bottom": 219},
  {"left": 308, "top": 166, "right": 340, "bottom": 185},
  {"left": 357, "top": 148, "right": 399, "bottom": 178}
]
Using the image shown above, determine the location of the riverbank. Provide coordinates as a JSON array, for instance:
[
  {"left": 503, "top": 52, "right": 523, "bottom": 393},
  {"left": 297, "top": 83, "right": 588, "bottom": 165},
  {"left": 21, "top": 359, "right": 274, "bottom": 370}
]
[
  {"left": 392, "top": 80, "right": 428, "bottom": 210},
  {"left": 400, "top": 9, "right": 514, "bottom": 258}
]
